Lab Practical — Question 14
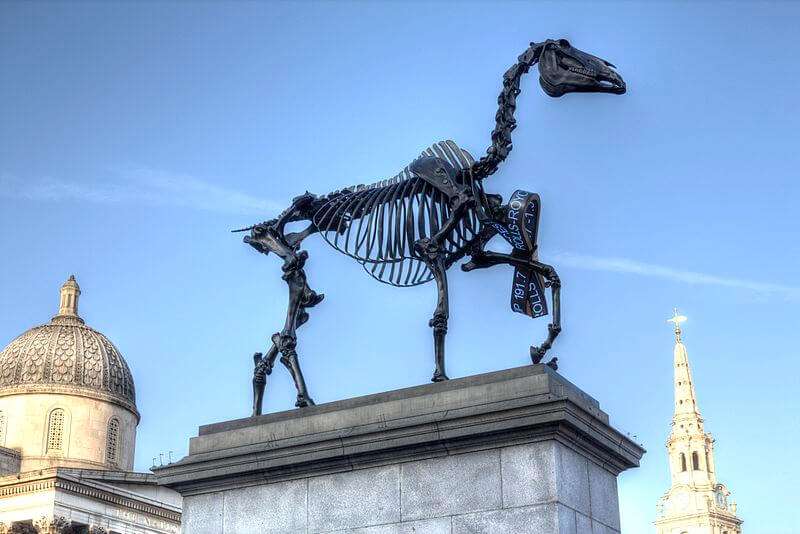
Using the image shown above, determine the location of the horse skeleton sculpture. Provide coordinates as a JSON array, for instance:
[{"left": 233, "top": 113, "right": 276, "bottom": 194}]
[{"left": 237, "top": 39, "right": 626, "bottom": 413}]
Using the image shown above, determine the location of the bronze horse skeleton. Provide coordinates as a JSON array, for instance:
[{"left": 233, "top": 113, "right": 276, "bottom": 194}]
[{"left": 237, "top": 39, "right": 626, "bottom": 412}]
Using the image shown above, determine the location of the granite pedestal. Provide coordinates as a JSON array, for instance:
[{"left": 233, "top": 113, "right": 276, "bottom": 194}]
[{"left": 155, "top": 365, "right": 644, "bottom": 534}]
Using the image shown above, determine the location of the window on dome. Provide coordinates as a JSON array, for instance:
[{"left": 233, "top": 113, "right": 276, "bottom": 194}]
[
  {"left": 107, "top": 417, "right": 120, "bottom": 466},
  {"left": 680, "top": 453, "right": 687, "bottom": 472},
  {"left": 47, "top": 409, "right": 65, "bottom": 453},
  {"left": 692, "top": 451, "right": 700, "bottom": 470}
]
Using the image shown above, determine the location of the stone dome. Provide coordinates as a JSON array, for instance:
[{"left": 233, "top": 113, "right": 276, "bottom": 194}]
[{"left": 0, "top": 276, "right": 137, "bottom": 417}]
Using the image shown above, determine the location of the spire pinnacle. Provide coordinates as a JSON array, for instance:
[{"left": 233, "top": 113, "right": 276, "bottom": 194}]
[
  {"left": 667, "top": 308, "right": 687, "bottom": 342},
  {"left": 54, "top": 275, "right": 82, "bottom": 323},
  {"left": 668, "top": 307, "right": 701, "bottom": 424}
]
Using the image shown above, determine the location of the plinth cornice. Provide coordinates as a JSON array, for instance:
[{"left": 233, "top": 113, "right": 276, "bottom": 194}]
[{"left": 155, "top": 365, "right": 644, "bottom": 496}]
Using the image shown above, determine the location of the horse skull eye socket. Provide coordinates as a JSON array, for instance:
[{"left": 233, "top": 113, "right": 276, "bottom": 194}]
[{"left": 436, "top": 168, "right": 445, "bottom": 175}]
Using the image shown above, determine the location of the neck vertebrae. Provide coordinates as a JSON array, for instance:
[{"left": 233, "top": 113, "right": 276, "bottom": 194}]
[{"left": 472, "top": 42, "right": 544, "bottom": 179}]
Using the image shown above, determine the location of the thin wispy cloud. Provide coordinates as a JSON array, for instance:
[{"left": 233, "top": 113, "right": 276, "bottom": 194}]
[
  {"left": 4, "top": 172, "right": 796, "bottom": 300},
  {"left": 553, "top": 252, "right": 800, "bottom": 300},
  {"left": 0, "top": 169, "right": 282, "bottom": 216}
]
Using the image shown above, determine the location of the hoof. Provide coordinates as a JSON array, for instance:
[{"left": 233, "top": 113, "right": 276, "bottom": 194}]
[
  {"left": 431, "top": 371, "right": 449, "bottom": 383},
  {"left": 296, "top": 396, "right": 316, "bottom": 408},
  {"left": 530, "top": 345, "right": 546, "bottom": 364}
]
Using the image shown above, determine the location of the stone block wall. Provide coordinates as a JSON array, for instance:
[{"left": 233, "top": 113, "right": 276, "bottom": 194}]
[
  {"left": 182, "top": 441, "right": 620, "bottom": 534},
  {"left": 158, "top": 365, "right": 643, "bottom": 534}
]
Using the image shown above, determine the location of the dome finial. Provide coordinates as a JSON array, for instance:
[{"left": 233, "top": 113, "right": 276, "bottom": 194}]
[
  {"left": 667, "top": 307, "right": 687, "bottom": 342},
  {"left": 57, "top": 275, "right": 81, "bottom": 318}
]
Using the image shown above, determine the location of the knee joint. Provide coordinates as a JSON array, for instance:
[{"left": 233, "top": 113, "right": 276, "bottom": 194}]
[
  {"left": 429, "top": 313, "right": 448, "bottom": 334},
  {"left": 543, "top": 266, "right": 560, "bottom": 288},
  {"left": 277, "top": 334, "right": 297, "bottom": 354}
]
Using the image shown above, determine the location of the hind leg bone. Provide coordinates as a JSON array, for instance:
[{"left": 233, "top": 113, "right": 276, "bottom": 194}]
[
  {"left": 252, "top": 307, "right": 315, "bottom": 416},
  {"left": 276, "top": 252, "right": 323, "bottom": 407},
  {"left": 245, "top": 221, "right": 323, "bottom": 408}
]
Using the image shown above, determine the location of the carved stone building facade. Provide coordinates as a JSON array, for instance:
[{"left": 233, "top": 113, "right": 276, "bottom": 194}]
[
  {"left": 654, "top": 312, "right": 742, "bottom": 534},
  {"left": 0, "top": 277, "right": 180, "bottom": 533}
]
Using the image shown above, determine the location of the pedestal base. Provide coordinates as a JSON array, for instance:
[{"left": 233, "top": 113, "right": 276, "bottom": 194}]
[{"left": 156, "top": 365, "right": 644, "bottom": 534}]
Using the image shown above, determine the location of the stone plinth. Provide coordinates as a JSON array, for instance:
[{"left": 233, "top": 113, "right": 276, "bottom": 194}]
[{"left": 156, "top": 365, "right": 644, "bottom": 534}]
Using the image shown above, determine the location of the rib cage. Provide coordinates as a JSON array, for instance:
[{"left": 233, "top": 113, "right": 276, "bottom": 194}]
[{"left": 313, "top": 141, "right": 483, "bottom": 287}]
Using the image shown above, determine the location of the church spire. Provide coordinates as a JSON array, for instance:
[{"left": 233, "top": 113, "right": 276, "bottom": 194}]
[
  {"left": 656, "top": 309, "right": 742, "bottom": 534},
  {"left": 668, "top": 309, "right": 702, "bottom": 427}
]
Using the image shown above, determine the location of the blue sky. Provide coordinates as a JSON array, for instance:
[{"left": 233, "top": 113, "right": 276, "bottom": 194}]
[{"left": 1, "top": 2, "right": 798, "bottom": 532}]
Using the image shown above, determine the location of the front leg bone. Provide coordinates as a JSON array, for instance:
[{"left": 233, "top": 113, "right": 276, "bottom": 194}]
[{"left": 461, "top": 250, "right": 562, "bottom": 367}]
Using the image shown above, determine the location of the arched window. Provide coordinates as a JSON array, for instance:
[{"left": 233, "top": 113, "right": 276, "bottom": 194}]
[
  {"left": 0, "top": 410, "right": 6, "bottom": 446},
  {"left": 692, "top": 451, "right": 700, "bottom": 470},
  {"left": 680, "top": 453, "right": 687, "bottom": 472},
  {"left": 106, "top": 417, "right": 120, "bottom": 466},
  {"left": 46, "top": 409, "right": 65, "bottom": 452}
]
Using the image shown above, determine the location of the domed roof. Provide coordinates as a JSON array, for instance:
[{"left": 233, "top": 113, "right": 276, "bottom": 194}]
[{"left": 0, "top": 276, "right": 137, "bottom": 416}]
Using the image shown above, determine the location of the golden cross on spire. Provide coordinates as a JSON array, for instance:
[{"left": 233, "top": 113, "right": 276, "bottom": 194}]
[{"left": 667, "top": 307, "right": 687, "bottom": 341}]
